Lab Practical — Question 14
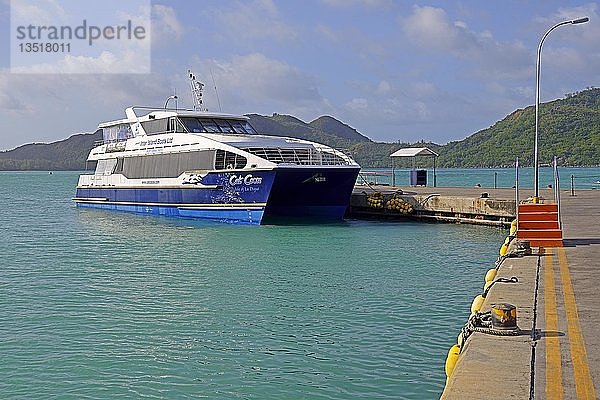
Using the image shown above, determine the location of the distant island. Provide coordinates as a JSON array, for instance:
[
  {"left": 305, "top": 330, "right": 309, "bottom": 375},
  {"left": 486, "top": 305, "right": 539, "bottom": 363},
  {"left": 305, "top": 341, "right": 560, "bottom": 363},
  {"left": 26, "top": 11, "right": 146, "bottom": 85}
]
[{"left": 1, "top": 88, "right": 599, "bottom": 170}]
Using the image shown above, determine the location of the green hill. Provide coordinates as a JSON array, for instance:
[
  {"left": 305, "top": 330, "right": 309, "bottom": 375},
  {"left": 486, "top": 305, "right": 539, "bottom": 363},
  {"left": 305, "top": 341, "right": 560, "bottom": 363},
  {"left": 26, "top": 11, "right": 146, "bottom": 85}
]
[
  {"left": 246, "top": 113, "right": 369, "bottom": 149},
  {"left": 0, "top": 131, "right": 102, "bottom": 170},
  {"left": 438, "top": 88, "right": 600, "bottom": 167},
  {"left": 308, "top": 115, "right": 371, "bottom": 142},
  {"left": 1, "top": 88, "right": 598, "bottom": 170}
]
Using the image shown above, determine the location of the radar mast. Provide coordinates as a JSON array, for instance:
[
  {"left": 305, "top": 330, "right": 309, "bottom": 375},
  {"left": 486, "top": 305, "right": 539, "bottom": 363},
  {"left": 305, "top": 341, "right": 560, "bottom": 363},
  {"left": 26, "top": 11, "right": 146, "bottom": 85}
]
[{"left": 188, "top": 69, "right": 207, "bottom": 111}]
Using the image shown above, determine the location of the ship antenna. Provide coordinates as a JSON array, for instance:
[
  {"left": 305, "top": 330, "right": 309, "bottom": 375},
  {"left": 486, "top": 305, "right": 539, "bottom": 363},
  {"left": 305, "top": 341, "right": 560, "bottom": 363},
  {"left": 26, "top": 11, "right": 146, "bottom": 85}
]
[
  {"left": 210, "top": 68, "right": 223, "bottom": 112},
  {"left": 188, "top": 69, "right": 207, "bottom": 111}
]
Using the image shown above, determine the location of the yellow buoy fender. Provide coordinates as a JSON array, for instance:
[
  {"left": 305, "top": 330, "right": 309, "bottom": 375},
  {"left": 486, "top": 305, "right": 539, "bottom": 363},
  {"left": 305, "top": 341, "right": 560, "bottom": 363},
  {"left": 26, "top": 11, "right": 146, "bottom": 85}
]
[
  {"left": 470, "top": 294, "right": 485, "bottom": 314},
  {"left": 500, "top": 243, "right": 509, "bottom": 256},
  {"left": 504, "top": 236, "right": 511, "bottom": 245},
  {"left": 509, "top": 224, "right": 517, "bottom": 236},
  {"left": 445, "top": 344, "right": 461, "bottom": 377},
  {"left": 485, "top": 268, "right": 497, "bottom": 283},
  {"left": 484, "top": 280, "right": 493, "bottom": 292}
]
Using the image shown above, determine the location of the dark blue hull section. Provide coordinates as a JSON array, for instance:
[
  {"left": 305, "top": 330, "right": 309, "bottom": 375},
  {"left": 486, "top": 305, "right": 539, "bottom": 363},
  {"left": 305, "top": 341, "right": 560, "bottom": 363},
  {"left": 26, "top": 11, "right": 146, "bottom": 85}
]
[
  {"left": 262, "top": 167, "right": 360, "bottom": 222},
  {"left": 75, "top": 167, "right": 360, "bottom": 224},
  {"left": 75, "top": 170, "right": 274, "bottom": 224}
]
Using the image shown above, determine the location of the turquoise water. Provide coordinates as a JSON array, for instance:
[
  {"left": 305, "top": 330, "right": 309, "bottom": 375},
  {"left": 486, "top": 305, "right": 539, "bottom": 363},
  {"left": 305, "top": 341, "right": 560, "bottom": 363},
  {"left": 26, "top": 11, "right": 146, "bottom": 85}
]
[
  {"left": 362, "top": 166, "right": 600, "bottom": 190},
  {"left": 0, "top": 171, "right": 507, "bottom": 399}
]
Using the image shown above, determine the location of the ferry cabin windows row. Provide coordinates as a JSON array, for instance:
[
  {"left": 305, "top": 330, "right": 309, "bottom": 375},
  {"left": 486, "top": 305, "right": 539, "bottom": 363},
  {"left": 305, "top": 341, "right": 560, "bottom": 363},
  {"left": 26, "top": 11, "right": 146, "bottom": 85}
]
[
  {"left": 137, "top": 117, "right": 257, "bottom": 136},
  {"left": 92, "top": 150, "right": 247, "bottom": 179},
  {"left": 180, "top": 118, "right": 256, "bottom": 135},
  {"left": 90, "top": 146, "right": 350, "bottom": 177}
]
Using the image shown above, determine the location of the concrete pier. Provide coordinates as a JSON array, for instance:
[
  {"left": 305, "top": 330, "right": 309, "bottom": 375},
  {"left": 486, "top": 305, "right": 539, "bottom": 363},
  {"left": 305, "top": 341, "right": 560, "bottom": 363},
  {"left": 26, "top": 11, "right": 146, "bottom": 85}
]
[
  {"left": 349, "top": 185, "right": 558, "bottom": 226},
  {"left": 440, "top": 189, "right": 600, "bottom": 399}
]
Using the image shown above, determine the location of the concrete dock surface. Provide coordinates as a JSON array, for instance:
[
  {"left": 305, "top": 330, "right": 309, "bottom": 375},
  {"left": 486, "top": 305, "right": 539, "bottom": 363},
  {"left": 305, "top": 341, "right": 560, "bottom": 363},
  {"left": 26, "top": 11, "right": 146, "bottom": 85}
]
[
  {"left": 441, "top": 189, "right": 600, "bottom": 399},
  {"left": 351, "top": 185, "right": 528, "bottom": 225}
]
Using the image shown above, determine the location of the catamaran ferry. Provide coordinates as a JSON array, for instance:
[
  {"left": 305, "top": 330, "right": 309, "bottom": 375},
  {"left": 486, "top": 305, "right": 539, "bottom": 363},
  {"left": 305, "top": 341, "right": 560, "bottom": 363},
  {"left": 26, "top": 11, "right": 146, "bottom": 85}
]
[{"left": 73, "top": 73, "right": 360, "bottom": 224}]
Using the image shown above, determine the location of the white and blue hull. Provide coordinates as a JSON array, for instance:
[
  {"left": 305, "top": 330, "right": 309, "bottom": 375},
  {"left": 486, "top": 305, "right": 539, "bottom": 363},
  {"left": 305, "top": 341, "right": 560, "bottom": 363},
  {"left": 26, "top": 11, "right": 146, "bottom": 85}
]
[{"left": 75, "top": 167, "right": 360, "bottom": 224}]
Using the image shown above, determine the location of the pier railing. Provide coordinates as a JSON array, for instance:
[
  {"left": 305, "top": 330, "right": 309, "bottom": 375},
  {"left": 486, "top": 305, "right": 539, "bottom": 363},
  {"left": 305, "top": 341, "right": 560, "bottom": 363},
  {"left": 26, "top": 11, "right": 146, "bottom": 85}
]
[
  {"left": 515, "top": 157, "right": 520, "bottom": 218},
  {"left": 553, "top": 156, "right": 562, "bottom": 229}
]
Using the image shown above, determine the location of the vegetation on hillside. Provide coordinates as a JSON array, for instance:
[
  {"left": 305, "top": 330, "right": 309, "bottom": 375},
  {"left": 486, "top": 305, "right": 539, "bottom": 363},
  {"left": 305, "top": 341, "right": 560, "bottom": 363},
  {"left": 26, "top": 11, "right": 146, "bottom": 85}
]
[
  {"left": 0, "top": 131, "right": 102, "bottom": 170},
  {"left": 438, "top": 88, "right": 600, "bottom": 167}
]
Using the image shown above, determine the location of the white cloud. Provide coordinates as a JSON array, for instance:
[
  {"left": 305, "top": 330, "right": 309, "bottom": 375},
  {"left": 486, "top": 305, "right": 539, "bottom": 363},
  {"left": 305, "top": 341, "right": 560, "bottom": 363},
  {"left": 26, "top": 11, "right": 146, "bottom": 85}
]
[
  {"left": 321, "top": 0, "right": 392, "bottom": 8},
  {"left": 315, "top": 24, "right": 340, "bottom": 42},
  {"left": 414, "top": 101, "right": 429, "bottom": 119},
  {"left": 410, "top": 82, "right": 437, "bottom": 99},
  {"left": 403, "top": 6, "right": 471, "bottom": 51},
  {"left": 0, "top": 69, "right": 174, "bottom": 150},
  {"left": 10, "top": 1, "right": 152, "bottom": 74},
  {"left": 152, "top": 4, "right": 183, "bottom": 45},
  {"left": 215, "top": 0, "right": 297, "bottom": 43},
  {"left": 535, "top": 3, "right": 597, "bottom": 29},
  {"left": 346, "top": 97, "right": 369, "bottom": 112},
  {"left": 376, "top": 80, "right": 391, "bottom": 95},
  {"left": 401, "top": 5, "right": 531, "bottom": 80},
  {"left": 11, "top": 50, "right": 150, "bottom": 74},
  {"left": 190, "top": 53, "right": 325, "bottom": 118},
  {"left": 532, "top": 4, "right": 600, "bottom": 81},
  {"left": 10, "top": 0, "right": 66, "bottom": 25},
  {"left": 0, "top": 74, "right": 30, "bottom": 112},
  {"left": 314, "top": 24, "right": 387, "bottom": 60}
]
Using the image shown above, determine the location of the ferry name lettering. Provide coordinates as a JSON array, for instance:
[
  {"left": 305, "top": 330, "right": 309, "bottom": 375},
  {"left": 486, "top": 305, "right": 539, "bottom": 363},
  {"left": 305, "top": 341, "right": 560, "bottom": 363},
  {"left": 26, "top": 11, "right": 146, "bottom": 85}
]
[
  {"left": 137, "top": 137, "right": 173, "bottom": 147},
  {"left": 229, "top": 174, "right": 263, "bottom": 186}
]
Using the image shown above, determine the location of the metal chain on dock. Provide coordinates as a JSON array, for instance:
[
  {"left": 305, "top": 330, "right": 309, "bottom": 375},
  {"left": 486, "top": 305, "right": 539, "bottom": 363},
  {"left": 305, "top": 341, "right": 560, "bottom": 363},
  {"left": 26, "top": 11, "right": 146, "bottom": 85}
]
[{"left": 483, "top": 276, "right": 519, "bottom": 298}]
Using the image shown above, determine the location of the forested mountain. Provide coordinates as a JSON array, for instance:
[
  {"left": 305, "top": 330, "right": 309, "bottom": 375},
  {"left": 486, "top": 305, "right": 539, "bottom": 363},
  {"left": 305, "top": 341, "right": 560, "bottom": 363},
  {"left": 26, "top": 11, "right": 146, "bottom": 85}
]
[
  {"left": 1, "top": 88, "right": 598, "bottom": 170},
  {"left": 246, "top": 113, "right": 370, "bottom": 149},
  {"left": 437, "top": 88, "right": 600, "bottom": 167},
  {"left": 0, "top": 131, "right": 102, "bottom": 170}
]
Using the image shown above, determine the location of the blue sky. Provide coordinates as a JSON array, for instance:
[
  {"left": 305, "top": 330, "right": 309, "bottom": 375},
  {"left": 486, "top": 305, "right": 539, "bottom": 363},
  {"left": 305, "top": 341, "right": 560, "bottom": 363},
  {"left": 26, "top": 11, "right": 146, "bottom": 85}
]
[{"left": 1, "top": 0, "right": 599, "bottom": 150}]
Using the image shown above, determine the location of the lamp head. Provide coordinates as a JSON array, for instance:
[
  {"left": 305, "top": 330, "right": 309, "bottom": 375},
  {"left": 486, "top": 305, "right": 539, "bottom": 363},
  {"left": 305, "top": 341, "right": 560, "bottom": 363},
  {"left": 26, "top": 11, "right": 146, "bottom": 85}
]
[{"left": 571, "top": 17, "right": 589, "bottom": 24}]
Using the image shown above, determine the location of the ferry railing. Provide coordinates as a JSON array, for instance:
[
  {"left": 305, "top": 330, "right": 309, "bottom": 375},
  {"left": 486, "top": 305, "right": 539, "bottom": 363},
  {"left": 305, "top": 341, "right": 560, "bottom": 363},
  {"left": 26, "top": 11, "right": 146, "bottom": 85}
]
[{"left": 553, "top": 156, "right": 562, "bottom": 229}]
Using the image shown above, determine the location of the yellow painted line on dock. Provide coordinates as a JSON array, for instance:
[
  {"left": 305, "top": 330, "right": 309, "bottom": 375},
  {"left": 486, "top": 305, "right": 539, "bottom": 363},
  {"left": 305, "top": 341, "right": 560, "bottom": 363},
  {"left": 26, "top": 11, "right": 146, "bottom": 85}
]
[
  {"left": 544, "top": 251, "right": 563, "bottom": 400},
  {"left": 557, "top": 247, "right": 597, "bottom": 399}
]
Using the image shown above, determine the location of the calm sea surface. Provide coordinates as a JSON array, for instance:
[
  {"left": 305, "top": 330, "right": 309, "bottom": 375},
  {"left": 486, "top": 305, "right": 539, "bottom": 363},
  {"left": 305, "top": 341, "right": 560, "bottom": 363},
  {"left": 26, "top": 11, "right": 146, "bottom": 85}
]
[
  {"left": 363, "top": 166, "right": 600, "bottom": 190},
  {"left": 3, "top": 171, "right": 515, "bottom": 399}
]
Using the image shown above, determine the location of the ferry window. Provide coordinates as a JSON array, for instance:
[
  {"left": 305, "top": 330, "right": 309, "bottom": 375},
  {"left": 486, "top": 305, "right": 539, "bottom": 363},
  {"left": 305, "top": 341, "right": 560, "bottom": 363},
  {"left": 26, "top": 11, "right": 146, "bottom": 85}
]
[
  {"left": 103, "top": 124, "right": 133, "bottom": 143},
  {"left": 242, "top": 121, "right": 257, "bottom": 134},
  {"left": 165, "top": 118, "right": 187, "bottom": 133},
  {"left": 230, "top": 120, "right": 248, "bottom": 134},
  {"left": 95, "top": 158, "right": 117, "bottom": 175},
  {"left": 179, "top": 117, "right": 255, "bottom": 134},
  {"left": 85, "top": 160, "right": 98, "bottom": 172},
  {"left": 215, "top": 119, "right": 234, "bottom": 133},
  {"left": 199, "top": 119, "right": 220, "bottom": 133},
  {"left": 114, "top": 158, "right": 124, "bottom": 174},
  {"left": 180, "top": 117, "right": 204, "bottom": 133},
  {"left": 215, "top": 150, "right": 247, "bottom": 170},
  {"left": 120, "top": 150, "right": 217, "bottom": 179},
  {"left": 176, "top": 118, "right": 187, "bottom": 132},
  {"left": 141, "top": 119, "right": 168, "bottom": 135}
]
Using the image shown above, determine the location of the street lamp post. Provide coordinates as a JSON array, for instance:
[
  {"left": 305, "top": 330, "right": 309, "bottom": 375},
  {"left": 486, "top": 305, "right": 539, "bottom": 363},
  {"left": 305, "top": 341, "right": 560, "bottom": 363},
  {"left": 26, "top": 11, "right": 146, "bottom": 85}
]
[
  {"left": 164, "top": 95, "right": 178, "bottom": 109},
  {"left": 533, "top": 17, "right": 589, "bottom": 202}
]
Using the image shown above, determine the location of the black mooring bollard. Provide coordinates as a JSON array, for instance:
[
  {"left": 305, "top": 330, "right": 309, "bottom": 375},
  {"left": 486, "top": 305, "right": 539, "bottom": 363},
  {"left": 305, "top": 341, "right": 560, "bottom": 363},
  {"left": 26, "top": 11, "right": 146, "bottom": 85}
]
[{"left": 491, "top": 303, "right": 518, "bottom": 330}]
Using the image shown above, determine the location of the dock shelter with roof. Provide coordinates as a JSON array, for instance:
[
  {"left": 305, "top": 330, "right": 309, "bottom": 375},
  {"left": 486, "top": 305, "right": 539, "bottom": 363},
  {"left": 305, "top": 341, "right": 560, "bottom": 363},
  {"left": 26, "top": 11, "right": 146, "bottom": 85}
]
[{"left": 390, "top": 147, "right": 438, "bottom": 187}]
